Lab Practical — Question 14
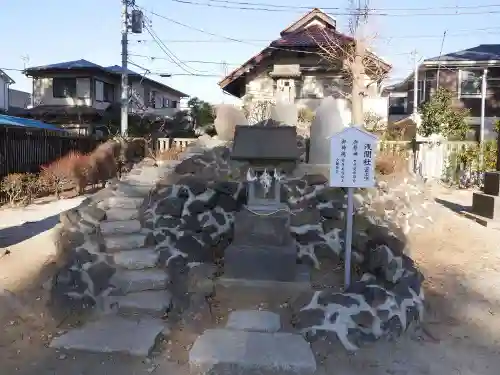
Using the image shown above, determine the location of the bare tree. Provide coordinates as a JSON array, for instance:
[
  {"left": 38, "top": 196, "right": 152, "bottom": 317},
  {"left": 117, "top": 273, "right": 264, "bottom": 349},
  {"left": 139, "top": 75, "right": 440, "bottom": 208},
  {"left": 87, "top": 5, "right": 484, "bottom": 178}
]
[{"left": 311, "top": 0, "right": 389, "bottom": 125}]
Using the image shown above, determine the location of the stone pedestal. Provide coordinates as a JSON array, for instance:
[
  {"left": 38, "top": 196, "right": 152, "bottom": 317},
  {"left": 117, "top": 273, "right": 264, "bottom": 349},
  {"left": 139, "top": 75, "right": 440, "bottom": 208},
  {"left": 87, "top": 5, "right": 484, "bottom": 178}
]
[
  {"left": 464, "top": 171, "right": 500, "bottom": 227},
  {"left": 224, "top": 204, "right": 298, "bottom": 282}
]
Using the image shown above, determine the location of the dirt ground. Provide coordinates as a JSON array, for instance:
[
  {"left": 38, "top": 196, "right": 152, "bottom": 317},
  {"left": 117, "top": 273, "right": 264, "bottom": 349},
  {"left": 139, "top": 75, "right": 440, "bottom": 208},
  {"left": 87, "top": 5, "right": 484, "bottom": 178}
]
[{"left": 1, "top": 183, "right": 500, "bottom": 374}]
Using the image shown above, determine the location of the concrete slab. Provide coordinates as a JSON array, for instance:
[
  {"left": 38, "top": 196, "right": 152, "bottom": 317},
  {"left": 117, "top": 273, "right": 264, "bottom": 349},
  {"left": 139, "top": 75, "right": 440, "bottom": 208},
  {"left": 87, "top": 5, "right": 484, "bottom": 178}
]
[
  {"left": 49, "top": 315, "right": 165, "bottom": 356},
  {"left": 104, "top": 233, "right": 146, "bottom": 252},
  {"left": 106, "top": 208, "right": 139, "bottom": 221},
  {"left": 105, "top": 196, "right": 144, "bottom": 209},
  {"left": 113, "top": 248, "right": 159, "bottom": 269},
  {"left": 100, "top": 220, "right": 142, "bottom": 235},
  {"left": 110, "top": 290, "right": 172, "bottom": 317},
  {"left": 115, "top": 183, "right": 153, "bottom": 197},
  {"left": 189, "top": 329, "right": 316, "bottom": 375},
  {"left": 226, "top": 310, "right": 281, "bottom": 333},
  {"left": 111, "top": 269, "right": 169, "bottom": 294}
]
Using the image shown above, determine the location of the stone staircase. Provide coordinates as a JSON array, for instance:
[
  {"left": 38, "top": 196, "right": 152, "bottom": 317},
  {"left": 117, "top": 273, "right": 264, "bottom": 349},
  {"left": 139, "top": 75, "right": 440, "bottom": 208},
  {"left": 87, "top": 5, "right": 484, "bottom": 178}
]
[{"left": 50, "top": 163, "right": 178, "bottom": 356}]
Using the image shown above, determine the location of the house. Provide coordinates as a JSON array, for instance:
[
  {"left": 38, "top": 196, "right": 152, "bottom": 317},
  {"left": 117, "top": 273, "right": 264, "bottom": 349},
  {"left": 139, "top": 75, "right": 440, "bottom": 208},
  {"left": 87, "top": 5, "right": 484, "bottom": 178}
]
[
  {"left": 218, "top": 8, "right": 391, "bottom": 122},
  {"left": 0, "top": 69, "right": 15, "bottom": 112},
  {"left": 23, "top": 59, "right": 188, "bottom": 118},
  {"left": 385, "top": 44, "right": 500, "bottom": 141},
  {"left": 8, "top": 89, "right": 31, "bottom": 110}
]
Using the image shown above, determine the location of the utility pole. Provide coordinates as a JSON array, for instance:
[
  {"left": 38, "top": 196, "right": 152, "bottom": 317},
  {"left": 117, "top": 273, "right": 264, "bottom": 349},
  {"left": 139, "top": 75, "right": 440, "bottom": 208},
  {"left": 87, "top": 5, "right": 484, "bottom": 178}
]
[
  {"left": 121, "top": 0, "right": 130, "bottom": 137},
  {"left": 412, "top": 50, "right": 419, "bottom": 116},
  {"left": 480, "top": 68, "right": 488, "bottom": 167}
]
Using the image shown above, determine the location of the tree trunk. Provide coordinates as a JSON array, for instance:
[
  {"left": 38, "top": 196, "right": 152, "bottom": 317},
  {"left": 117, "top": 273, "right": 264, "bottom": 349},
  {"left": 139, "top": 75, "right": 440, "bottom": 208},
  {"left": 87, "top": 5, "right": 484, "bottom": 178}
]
[{"left": 351, "top": 55, "right": 364, "bottom": 125}]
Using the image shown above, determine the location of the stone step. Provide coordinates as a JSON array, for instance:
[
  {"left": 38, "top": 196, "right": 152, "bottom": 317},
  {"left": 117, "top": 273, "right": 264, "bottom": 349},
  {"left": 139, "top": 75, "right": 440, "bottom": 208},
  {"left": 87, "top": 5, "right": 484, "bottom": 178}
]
[
  {"left": 49, "top": 315, "right": 165, "bottom": 356},
  {"left": 105, "top": 208, "right": 139, "bottom": 221},
  {"left": 106, "top": 196, "right": 144, "bottom": 209},
  {"left": 116, "top": 182, "right": 153, "bottom": 197},
  {"left": 111, "top": 269, "right": 169, "bottom": 294},
  {"left": 100, "top": 220, "right": 142, "bottom": 235},
  {"left": 226, "top": 310, "right": 281, "bottom": 333},
  {"left": 104, "top": 233, "right": 146, "bottom": 252},
  {"left": 189, "top": 329, "right": 316, "bottom": 375},
  {"left": 109, "top": 290, "right": 173, "bottom": 317},
  {"left": 113, "top": 248, "right": 159, "bottom": 270}
]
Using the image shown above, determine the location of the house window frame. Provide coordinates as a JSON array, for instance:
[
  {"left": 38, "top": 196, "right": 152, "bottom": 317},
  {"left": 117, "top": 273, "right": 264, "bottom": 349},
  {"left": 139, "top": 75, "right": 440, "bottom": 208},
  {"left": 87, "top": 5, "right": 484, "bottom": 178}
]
[
  {"left": 458, "top": 68, "right": 484, "bottom": 98},
  {"left": 162, "top": 97, "right": 170, "bottom": 108},
  {"left": 171, "top": 100, "right": 178, "bottom": 109},
  {"left": 53, "top": 77, "right": 77, "bottom": 99}
]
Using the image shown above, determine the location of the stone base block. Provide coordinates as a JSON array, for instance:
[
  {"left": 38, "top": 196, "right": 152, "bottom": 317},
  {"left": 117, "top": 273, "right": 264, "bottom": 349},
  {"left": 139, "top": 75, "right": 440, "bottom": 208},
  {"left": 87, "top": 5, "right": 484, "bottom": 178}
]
[
  {"left": 483, "top": 171, "right": 500, "bottom": 196},
  {"left": 224, "top": 244, "right": 297, "bottom": 282},
  {"left": 226, "top": 310, "right": 281, "bottom": 333},
  {"left": 189, "top": 329, "right": 316, "bottom": 375},
  {"left": 50, "top": 316, "right": 165, "bottom": 356},
  {"left": 233, "top": 208, "right": 291, "bottom": 247},
  {"left": 461, "top": 210, "right": 500, "bottom": 229},
  {"left": 471, "top": 192, "right": 500, "bottom": 219}
]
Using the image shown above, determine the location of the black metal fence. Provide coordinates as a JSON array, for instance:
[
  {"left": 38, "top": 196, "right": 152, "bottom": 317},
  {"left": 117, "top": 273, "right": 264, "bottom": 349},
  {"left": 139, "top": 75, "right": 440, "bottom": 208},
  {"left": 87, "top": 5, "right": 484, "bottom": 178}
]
[{"left": 0, "top": 126, "right": 103, "bottom": 178}]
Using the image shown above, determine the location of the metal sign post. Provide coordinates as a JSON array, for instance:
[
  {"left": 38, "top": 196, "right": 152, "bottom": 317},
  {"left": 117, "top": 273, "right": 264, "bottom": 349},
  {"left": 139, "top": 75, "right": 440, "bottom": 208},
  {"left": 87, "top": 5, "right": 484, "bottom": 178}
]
[{"left": 329, "top": 126, "right": 377, "bottom": 289}]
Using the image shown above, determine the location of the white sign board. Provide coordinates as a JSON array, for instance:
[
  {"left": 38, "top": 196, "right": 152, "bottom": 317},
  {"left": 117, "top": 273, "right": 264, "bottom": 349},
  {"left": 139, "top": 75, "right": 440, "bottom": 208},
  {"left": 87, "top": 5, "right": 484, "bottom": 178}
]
[{"left": 329, "top": 126, "right": 377, "bottom": 188}]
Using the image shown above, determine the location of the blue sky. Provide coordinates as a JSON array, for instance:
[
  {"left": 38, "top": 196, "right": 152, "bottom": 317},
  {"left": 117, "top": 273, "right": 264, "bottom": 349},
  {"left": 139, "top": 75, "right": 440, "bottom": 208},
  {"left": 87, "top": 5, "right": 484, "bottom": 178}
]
[{"left": 2, "top": 0, "right": 500, "bottom": 104}]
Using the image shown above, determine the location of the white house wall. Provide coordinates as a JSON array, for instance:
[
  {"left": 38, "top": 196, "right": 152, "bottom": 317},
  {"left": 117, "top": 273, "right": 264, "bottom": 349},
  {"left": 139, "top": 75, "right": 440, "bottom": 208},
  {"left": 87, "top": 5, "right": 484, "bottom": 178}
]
[{"left": 33, "top": 76, "right": 93, "bottom": 107}]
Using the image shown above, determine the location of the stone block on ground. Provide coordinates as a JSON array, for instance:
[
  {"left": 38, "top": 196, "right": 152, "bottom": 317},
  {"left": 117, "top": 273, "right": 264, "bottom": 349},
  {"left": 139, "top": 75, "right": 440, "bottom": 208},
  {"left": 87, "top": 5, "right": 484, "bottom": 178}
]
[
  {"left": 100, "top": 219, "right": 142, "bottom": 235},
  {"left": 109, "top": 290, "right": 172, "bottom": 317},
  {"left": 233, "top": 209, "right": 291, "bottom": 247},
  {"left": 226, "top": 310, "right": 281, "bottom": 333},
  {"left": 224, "top": 244, "right": 297, "bottom": 282},
  {"left": 189, "top": 329, "right": 316, "bottom": 375},
  {"left": 105, "top": 196, "right": 144, "bottom": 209},
  {"left": 113, "top": 248, "right": 159, "bottom": 269},
  {"left": 49, "top": 315, "right": 165, "bottom": 356},
  {"left": 104, "top": 233, "right": 146, "bottom": 252},
  {"left": 111, "top": 269, "right": 169, "bottom": 294},
  {"left": 106, "top": 208, "right": 139, "bottom": 221},
  {"left": 471, "top": 192, "right": 500, "bottom": 219}
]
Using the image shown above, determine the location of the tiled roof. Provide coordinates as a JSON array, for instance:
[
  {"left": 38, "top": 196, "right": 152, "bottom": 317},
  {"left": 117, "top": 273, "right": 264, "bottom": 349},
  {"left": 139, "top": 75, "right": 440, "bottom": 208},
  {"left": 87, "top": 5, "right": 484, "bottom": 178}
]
[
  {"left": 425, "top": 44, "right": 500, "bottom": 62},
  {"left": 270, "top": 25, "right": 352, "bottom": 48},
  {"left": 26, "top": 59, "right": 103, "bottom": 71}
]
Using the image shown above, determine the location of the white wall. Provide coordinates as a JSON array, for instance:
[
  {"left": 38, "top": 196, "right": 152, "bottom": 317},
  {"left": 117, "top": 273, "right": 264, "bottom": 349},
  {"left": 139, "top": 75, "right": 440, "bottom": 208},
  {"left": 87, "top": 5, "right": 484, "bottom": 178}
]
[
  {"left": 0, "top": 75, "right": 8, "bottom": 111},
  {"left": 9, "top": 89, "right": 31, "bottom": 109},
  {"left": 33, "top": 77, "right": 93, "bottom": 107}
]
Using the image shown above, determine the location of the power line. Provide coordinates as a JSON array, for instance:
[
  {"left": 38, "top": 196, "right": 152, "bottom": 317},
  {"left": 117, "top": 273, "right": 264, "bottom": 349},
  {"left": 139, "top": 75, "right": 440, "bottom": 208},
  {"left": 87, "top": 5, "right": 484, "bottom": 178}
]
[
  {"left": 170, "top": 0, "right": 500, "bottom": 16},
  {"left": 189, "top": 0, "right": 500, "bottom": 12},
  {"left": 130, "top": 26, "right": 500, "bottom": 44},
  {"left": 127, "top": 61, "right": 221, "bottom": 77},
  {"left": 129, "top": 53, "right": 241, "bottom": 65}
]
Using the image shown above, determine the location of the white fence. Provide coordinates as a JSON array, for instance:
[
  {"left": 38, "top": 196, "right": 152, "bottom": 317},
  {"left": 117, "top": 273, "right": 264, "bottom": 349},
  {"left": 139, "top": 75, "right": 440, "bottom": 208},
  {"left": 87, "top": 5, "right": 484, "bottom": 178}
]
[
  {"left": 155, "top": 137, "right": 198, "bottom": 153},
  {"left": 378, "top": 140, "right": 478, "bottom": 179}
]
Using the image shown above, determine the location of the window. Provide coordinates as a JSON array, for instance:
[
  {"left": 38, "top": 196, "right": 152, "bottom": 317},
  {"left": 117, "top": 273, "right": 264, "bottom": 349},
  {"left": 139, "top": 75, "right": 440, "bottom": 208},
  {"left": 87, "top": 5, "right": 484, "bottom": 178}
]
[
  {"left": 171, "top": 100, "right": 178, "bottom": 108},
  {"left": 388, "top": 96, "right": 408, "bottom": 115},
  {"left": 162, "top": 97, "right": 170, "bottom": 108},
  {"left": 95, "top": 80, "right": 115, "bottom": 102},
  {"left": 150, "top": 90, "right": 157, "bottom": 108},
  {"left": 103, "top": 82, "right": 114, "bottom": 102},
  {"left": 459, "top": 69, "right": 483, "bottom": 97},
  {"left": 53, "top": 78, "right": 77, "bottom": 98}
]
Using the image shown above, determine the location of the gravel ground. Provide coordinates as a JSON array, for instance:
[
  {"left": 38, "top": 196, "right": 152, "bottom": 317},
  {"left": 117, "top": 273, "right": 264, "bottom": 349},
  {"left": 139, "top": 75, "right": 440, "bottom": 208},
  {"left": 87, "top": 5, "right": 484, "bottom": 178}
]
[{"left": 2, "top": 183, "right": 500, "bottom": 374}]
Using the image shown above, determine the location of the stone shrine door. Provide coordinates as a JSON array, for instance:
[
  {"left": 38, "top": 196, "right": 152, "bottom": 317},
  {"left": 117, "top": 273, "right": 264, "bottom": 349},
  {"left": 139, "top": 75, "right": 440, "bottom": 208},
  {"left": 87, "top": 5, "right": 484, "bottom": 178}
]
[{"left": 276, "top": 79, "right": 295, "bottom": 103}]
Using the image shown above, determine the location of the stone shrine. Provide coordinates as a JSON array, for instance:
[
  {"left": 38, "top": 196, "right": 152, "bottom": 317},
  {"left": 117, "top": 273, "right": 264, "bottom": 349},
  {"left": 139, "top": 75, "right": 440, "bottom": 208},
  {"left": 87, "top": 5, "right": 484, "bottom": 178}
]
[{"left": 224, "top": 125, "right": 302, "bottom": 282}]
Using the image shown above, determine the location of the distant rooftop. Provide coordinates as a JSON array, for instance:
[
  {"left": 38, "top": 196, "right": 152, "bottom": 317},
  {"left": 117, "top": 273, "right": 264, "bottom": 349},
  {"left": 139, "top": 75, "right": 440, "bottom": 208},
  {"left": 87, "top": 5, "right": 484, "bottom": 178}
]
[
  {"left": 425, "top": 44, "right": 500, "bottom": 63},
  {"left": 24, "top": 59, "right": 188, "bottom": 97}
]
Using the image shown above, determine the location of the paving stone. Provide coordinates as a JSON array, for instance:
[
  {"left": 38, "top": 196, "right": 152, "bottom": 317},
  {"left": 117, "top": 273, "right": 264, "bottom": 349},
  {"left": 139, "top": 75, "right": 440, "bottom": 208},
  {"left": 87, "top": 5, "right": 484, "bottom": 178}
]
[
  {"left": 106, "top": 196, "right": 144, "bottom": 209},
  {"left": 100, "top": 220, "right": 142, "bottom": 235},
  {"left": 116, "top": 182, "right": 153, "bottom": 197},
  {"left": 106, "top": 208, "right": 139, "bottom": 221},
  {"left": 111, "top": 269, "right": 169, "bottom": 293},
  {"left": 110, "top": 290, "right": 172, "bottom": 317},
  {"left": 226, "top": 310, "right": 281, "bottom": 333},
  {"left": 189, "top": 329, "right": 316, "bottom": 375},
  {"left": 49, "top": 315, "right": 165, "bottom": 356},
  {"left": 113, "top": 248, "right": 159, "bottom": 269},
  {"left": 104, "top": 233, "right": 146, "bottom": 252}
]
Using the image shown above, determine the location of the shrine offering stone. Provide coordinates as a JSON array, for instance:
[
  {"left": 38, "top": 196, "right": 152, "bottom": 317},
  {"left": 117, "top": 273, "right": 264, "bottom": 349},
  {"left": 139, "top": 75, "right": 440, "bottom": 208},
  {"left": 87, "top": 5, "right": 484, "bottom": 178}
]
[{"left": 233, "top": 209, "right": 291, "bottom": 247}]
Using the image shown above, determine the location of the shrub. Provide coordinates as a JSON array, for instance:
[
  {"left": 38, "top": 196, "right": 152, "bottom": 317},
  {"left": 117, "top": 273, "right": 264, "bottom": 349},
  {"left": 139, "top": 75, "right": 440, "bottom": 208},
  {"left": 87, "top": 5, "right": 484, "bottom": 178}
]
[
  {"left": 298, "top": 107, "right": 315, "bottom": 123},
  {"left": 88, "top": 141, "right": 120, "bottom": 187},
  {"left": 40, "top": 151, "right": 83, "bottom": 198},
  {"left": 0, "top": 173, "right": 41, "bottom": 205}
]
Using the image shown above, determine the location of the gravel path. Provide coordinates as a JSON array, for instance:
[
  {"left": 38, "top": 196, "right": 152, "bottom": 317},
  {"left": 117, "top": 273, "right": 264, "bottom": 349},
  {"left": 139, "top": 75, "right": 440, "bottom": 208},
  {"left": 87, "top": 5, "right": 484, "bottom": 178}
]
[{"left": 2, "top": 184, "right": 500, "bottom": 374}]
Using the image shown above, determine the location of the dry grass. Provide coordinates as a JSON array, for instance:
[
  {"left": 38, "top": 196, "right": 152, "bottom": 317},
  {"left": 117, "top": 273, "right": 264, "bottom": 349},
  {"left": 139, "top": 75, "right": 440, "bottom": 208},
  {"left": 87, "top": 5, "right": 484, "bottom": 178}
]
[
  {"left": 157, "top": 147, "right": 183, "bottom": 161},
  {"left": 375, "top": 150, "right": 408, "bottom": 176}
]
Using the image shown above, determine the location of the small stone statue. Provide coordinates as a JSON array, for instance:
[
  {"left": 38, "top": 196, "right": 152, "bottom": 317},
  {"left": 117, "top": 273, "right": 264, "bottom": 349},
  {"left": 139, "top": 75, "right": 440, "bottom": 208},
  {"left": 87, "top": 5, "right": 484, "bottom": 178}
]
[
  {"left": 259, "top": 169, "right": 272, "bottom": 197},
  {"left": 246, "top": 168, "right": 257, "bottom": 182}
]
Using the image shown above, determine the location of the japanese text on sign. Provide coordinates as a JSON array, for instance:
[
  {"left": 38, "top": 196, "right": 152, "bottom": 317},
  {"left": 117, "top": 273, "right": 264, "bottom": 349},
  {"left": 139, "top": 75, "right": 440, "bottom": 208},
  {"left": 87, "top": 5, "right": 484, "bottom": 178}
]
[{"left": 329, "top": 127, "right": 376, "bottom": 188}]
